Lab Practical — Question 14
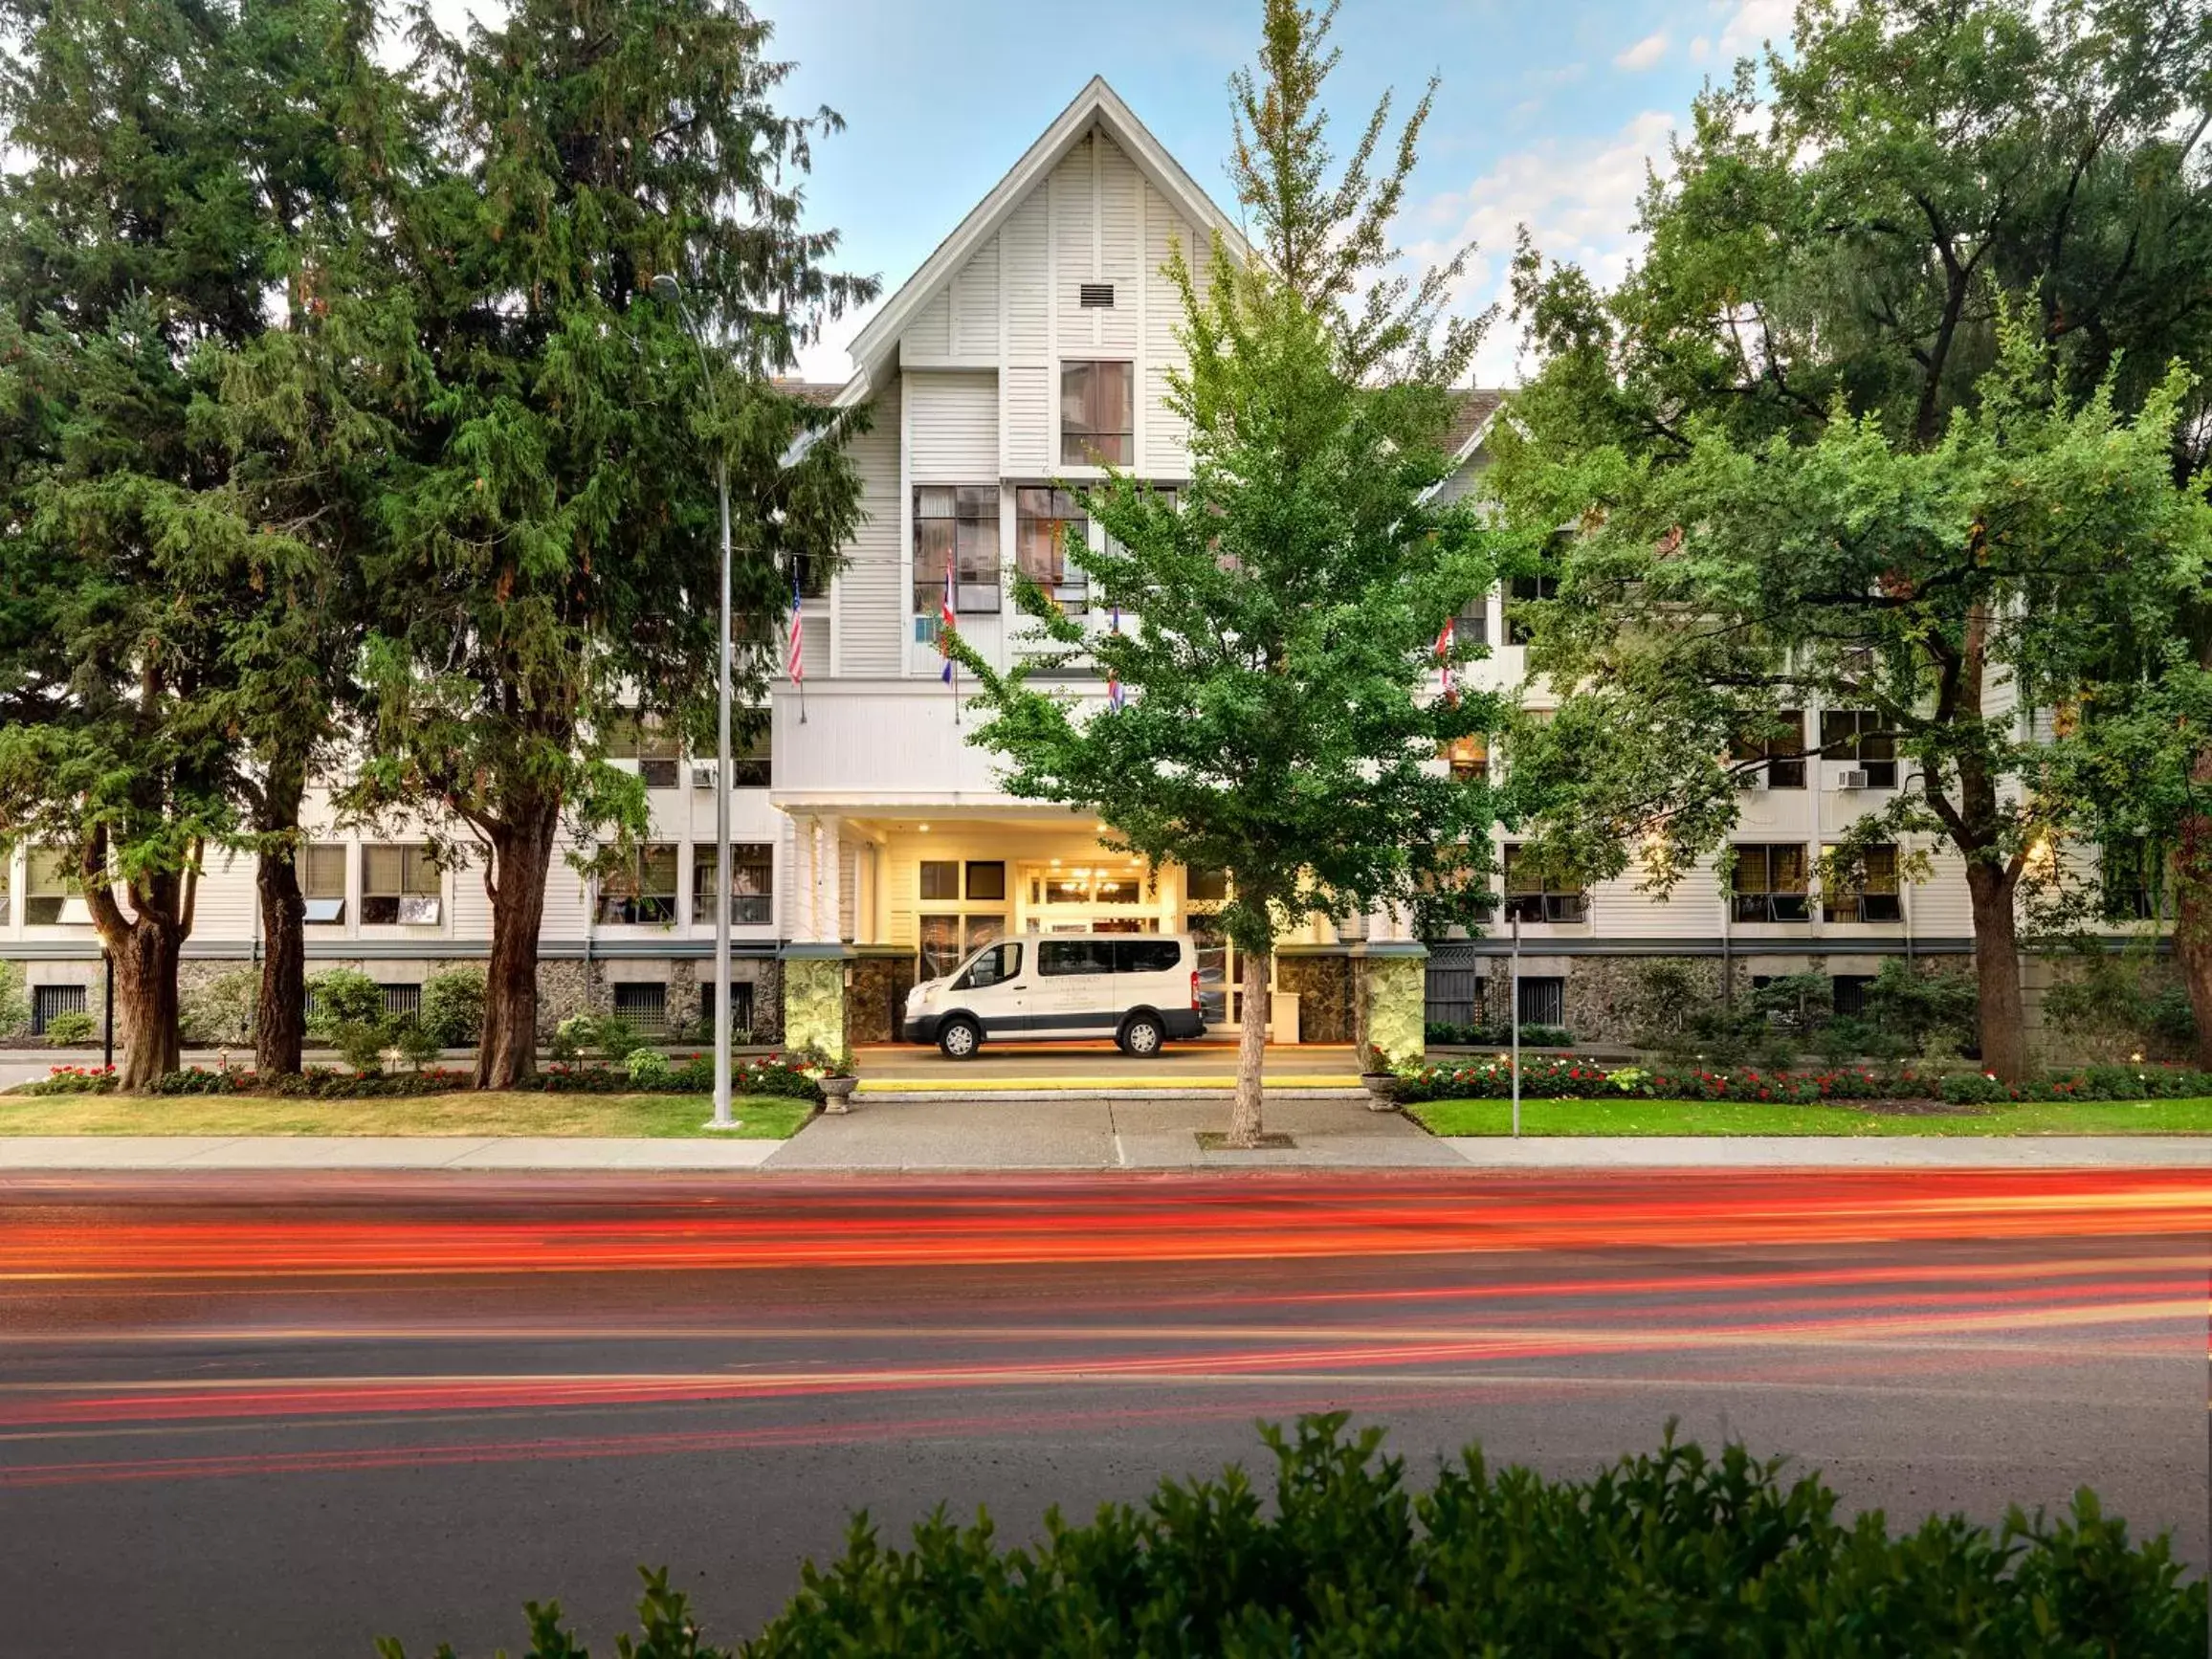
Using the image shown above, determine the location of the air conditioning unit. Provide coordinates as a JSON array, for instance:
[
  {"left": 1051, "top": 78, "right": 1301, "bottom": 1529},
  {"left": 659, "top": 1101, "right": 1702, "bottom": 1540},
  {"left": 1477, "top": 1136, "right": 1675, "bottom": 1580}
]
[
  {"left": 1837, "top": 767, "right": 1870, "bottom": 790},
  {"left": 692, "top": 763, "right": 718, "bottom": 790}
]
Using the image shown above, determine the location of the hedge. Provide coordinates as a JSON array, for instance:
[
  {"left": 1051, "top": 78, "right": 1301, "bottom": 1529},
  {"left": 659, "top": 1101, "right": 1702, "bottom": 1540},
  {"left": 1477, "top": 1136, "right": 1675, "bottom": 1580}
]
[
  {"left": 375, "top": 1416, "right": 2204, "bottom": 1657},
  {"left": 1425, "top": 1020, "right": 1574, "bottom": 1048},
  {"left": 1394, "top": 1053, "right": 2212, "bottom": 1105},
  {"left": 7, "top": 1053, "right": 827, "bottom": 1102}
]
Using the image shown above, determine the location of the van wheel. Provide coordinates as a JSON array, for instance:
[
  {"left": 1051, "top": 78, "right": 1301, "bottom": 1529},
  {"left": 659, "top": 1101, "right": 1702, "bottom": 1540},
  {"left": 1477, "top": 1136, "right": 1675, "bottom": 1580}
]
[
  {"left": 938, "top": 1017, "right": 982, "bottom": 1060},
  {"left": 1118, "top": 1014, "right": 1165, "bottom": 1057}
]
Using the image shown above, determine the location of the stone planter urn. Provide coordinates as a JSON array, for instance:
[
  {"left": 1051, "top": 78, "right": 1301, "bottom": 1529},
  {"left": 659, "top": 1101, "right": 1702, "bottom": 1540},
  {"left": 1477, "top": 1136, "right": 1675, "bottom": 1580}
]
[
  {"left": 819, "top": 1075, "right": 858, "bottom": 1114},
  {"left": 1360, "top": 1072, "right": 1402, "bottom": 1112}
]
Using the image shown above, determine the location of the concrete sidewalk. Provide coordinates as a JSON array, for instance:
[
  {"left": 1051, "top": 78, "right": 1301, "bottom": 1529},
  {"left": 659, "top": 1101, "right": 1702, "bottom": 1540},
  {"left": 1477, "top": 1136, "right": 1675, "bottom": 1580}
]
[{"left": 6, "top": 1117, "right": 2212, "bottom": 1171}]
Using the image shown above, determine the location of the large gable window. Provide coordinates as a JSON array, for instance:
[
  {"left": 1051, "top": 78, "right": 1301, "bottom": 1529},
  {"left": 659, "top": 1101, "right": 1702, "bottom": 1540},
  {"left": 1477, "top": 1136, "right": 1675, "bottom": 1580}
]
[
  {"left": 1016, "top": 488, "right": 1090, "bottom": 613},
  {"left": 1060, "top": 361, "right": 1133, "bottom": 467}
]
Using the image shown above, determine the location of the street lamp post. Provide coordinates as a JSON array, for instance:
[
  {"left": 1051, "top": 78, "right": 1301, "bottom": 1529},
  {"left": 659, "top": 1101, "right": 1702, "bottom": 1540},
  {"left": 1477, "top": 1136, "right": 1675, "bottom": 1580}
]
[{"left": 653, "top": 274, "right": 736, "bottom": 1130}]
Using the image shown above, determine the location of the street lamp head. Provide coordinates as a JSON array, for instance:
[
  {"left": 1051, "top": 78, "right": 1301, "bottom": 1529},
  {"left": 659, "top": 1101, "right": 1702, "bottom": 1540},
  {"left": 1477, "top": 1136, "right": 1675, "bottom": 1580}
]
[{"left": 650, "top": 273, "right": 682, "bottom": 301}]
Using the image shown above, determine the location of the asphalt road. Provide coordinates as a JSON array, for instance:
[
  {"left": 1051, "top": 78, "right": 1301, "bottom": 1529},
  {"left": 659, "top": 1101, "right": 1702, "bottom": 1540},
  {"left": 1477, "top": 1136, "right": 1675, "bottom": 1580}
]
[{"left": 0, "top": 1168, "right": 2204, "bottom": 1656}]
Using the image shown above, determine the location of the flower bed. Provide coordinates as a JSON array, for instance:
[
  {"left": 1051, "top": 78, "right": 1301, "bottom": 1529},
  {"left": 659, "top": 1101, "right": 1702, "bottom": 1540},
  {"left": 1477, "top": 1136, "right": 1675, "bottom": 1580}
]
[{"left": 1394, "top": 1054, "right": 2212, "bottom": 1106}]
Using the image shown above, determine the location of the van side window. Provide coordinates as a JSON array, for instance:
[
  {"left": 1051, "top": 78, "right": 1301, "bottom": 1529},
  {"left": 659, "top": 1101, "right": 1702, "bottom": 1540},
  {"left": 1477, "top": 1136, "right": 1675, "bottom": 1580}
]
[
  {"left": 955, "top": 942, "right": 1022, "bottom": 990},
  {"left": 1039, "top": 939, "right": 1115, "bottom": 976},
  {"left": 1115, "top": 940, "right": 1181, "bottom": 973}
]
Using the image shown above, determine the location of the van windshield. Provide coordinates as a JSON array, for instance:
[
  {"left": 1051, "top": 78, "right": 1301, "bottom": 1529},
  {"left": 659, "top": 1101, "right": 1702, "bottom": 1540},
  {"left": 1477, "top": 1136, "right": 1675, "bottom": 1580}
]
[{"left": 954, "top": 941, "right": 1023, "bottom": 990}]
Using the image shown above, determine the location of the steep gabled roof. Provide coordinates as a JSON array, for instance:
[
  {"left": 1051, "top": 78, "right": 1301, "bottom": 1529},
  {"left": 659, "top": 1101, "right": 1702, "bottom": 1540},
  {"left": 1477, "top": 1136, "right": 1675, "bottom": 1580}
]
[{"left": 841, "top": 77, "right": 1246, "bottom": 389}]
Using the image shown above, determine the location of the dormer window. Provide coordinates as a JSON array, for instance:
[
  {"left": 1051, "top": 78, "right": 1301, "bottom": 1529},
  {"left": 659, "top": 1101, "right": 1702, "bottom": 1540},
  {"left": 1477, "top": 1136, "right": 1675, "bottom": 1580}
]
[{"left": 1061, "top": 361, "right": 1133, "bottom": 466}]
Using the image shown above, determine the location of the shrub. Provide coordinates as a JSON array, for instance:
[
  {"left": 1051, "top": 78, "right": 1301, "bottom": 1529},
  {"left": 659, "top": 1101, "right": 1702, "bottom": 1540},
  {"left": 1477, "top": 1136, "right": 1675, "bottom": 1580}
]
[
  {"left": 551, "top": 1010, "right": 634, "bottom": 1063},
  {"left": 377, "top": 1417, "right": 2206, "bottom": 1658},
  {"left": 1863, "top": 958, "right": 1978, "bottom": 1056},
  {"left": 392, "top": 1020, "right": 444, "bottom": 1072},
  {"left": 0, "top": 961, "right": 30, "bottom": 1038},
  {"left": 1423, "top": 1021, "right": 1571, "bottom": 1048},
  {"left": 178, "top": 968, "right": 256, "bottom": 1047},
  {"left": 1940, "top": 1071, "right": 2018, "bottom": 1105},
  {"left": 418, "top": 968, "right": 485, "bottom": 1048},
  {"left": 304, "top": 969, "right": 399, "bottom": 1073},
  {"left": 42, "top": 1008, "right": 96, "bottom": 1047},
  {"left": 11, "top": 1064, "right": 116, "bottom": 1095},
  {"left": 624, "top": 1047, "right": 672, "bottom": 1086}
]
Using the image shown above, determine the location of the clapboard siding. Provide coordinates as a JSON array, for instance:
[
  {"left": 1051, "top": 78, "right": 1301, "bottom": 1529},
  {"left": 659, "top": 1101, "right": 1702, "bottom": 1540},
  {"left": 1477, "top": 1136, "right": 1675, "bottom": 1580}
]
[
  {"left": 905, "top": 285, "right": 952, "bottom": 359},
  {"left": 834, "top": 374, "right": 903, "bottom": 676},
  {"left": 1143, "top": 184, "right": 1193, "bottom": 476},
  {"left": 1004, "top": 190, "right": 1050, "bottom": 358},
  {"left": 951, "top": 236, "right": 999, "bottom": 359},
  {"left": 1003, "top": 364, "right": 1052, "bottom": 476},
  {"left": 1096, "top": 135, "right": 1141, "bottom": 354},
  {"left": 908, "top": 371, "right": 999, "bottom": 481},
  {"left": 1052, "top": 135, "right": 1096, "bottom": 354}
]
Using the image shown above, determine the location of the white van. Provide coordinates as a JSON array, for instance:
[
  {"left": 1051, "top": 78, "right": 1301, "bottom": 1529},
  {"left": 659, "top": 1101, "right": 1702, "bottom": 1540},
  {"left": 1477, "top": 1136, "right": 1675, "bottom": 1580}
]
[{"left": 902, "top": 932, "right": 1206, "bottom": 1058}]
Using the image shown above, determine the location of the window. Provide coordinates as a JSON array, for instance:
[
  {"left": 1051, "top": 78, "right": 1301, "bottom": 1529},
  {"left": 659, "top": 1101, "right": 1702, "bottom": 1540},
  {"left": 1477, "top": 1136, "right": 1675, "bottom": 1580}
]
[
  {"left": 792, "top": 550, "right": 829, "bottom": 599},
  {"left": 699, "top": 981, "right": 757, "bottom": 1036},
  {"left": 965, "top": 861, "right": 1006, "bottom": 902},
  {"left": 0, "top": 857, "right": 10, "bottom": 926},
  {"left": 1092, "top": 873, "right": 1141, "bottom": 906},
  {"left": 1185, "top": 866, "right": 1229, "bottom": 903},
  {"left": 1731, "top": 843, "right": 1809, "bottom": 922},
  {"left": 1116, "top": 939, "right": 1182, "bottom": 974},
  {"left": 1454, "top": 592, "right": 1491, "bottom": 647},
  {"left": 726, "top": 720, "right": 773, "bottom": 788},
  {"left": 2101, "top": 837, "right": 2167, "bottom": 920},
  {"left": 919, "top": 860, "right": 960, "bottom": 901},
  {"left": 1832, "top": 975, "right": 1875, "bottom": 1019},
  {"left": 915, "top": 485, "right": 1002, "bottom": 617},
  {"left": 303, "top": 844, "right": 346, "bottom": 924},
  {"left": 612, "top": 982, "right": 668, "bottom": 1035},
  {"left": 32, "top": 984, "right": 87, "bottom": 1035},
  {"left": 1060, "top": 360, "right": 1134, "bottom": 466},
  {"left": 1731, "top": 711, "right": 1805, "bottom": 789},
  {"left": 1820, "top": 710, "right": 1897, "bottom": 787},
  {"left": 1517, "top": 976, "right": 1565, "bottom": 1029},
  {"left": 363, "top": 846, "right": 440, "bottom": 924},
  {"left": 1824, "top": 843, "right": 1902, "bottom": 923},
  {"left": 955, "top": 941, "right": 1023, "bottom": 989},
  {"left": 1441, "top": 734, "right": 1488, "bottom": 782},
  {"left": 1016, "top": 487, "right": 1090, "bottom": 613},
  {"left": 599, "top": 844, "right": 678, "bottom": 925},
  {"left": 1502, "top": 845, "right": 1587, "bottom": 923},
  {"left": 918, "top": 916, "right": 962, "bottom": 981},
  {"left": 1040, "top": 938, "right": 1117, "bottom": 976},
  {"left": 606, "top": 712, "right": 680, "bottom": 788},
  {"left": 1505, "top": 573, "right": 1558, "bottom": 645},
  {"left": 25, "top": 850, "right": 76, "bottom": 925},
  {"left": 694, "top": 843, "right": 774, "bottom": 925}
]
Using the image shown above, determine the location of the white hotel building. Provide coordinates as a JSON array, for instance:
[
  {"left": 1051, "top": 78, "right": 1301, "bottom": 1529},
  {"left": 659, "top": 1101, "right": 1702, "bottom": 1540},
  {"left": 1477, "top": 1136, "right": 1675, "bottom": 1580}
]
[{"left": 2, "top": 79, "right": 2148, "bottom": 1051}]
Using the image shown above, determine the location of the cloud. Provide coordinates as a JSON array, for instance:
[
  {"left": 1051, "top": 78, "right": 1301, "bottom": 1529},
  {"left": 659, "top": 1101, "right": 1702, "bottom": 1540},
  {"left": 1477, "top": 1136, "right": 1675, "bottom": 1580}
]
[
  {"left": 1614, "top": 32, "right": 1669, "bottom": 72},
  {"left": 791, "top": 299, "right": 875, "bottom": 387},
  {"left": 1400, "top": 108, "right": 1680, "bottom": 388},
  {"left": 1715, "top": 0, "right": 1793, "bottom": 61}
]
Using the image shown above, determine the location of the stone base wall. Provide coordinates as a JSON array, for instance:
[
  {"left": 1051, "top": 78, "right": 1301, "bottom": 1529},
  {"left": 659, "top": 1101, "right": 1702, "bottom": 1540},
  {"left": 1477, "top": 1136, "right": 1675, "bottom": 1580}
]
[
  {"left": 846, "top": 954, "right": 917, "bottom": 1047},
  {"left": 782, "top": 955, "right": 847, "bottom": 1055},
  {"left": 1363, "top": 952, "right": 1427, "bottom": 1067},
  {"left": 1276, "top": 952, "right": 1356, "bottom": 1045}
]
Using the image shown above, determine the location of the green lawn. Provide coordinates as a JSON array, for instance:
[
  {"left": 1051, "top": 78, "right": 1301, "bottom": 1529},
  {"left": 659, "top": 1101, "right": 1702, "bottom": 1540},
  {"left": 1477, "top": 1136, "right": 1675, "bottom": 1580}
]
[
  {"left": 1405, "top": 1095, "right": 2212, "bottom": 1137},
  {"left": 0, "top": 1090, "right": 815, "bottom": 1139}
]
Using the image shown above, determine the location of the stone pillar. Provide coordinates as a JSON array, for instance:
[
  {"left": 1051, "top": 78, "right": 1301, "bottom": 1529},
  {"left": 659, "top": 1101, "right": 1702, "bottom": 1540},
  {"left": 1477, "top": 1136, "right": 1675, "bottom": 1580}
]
[
  {"left": 1361, "top": 941, "right": 1427, "bottom": 1069},
  {"left": 779, "top": 943, "right": 850, "bottom": 1058}
]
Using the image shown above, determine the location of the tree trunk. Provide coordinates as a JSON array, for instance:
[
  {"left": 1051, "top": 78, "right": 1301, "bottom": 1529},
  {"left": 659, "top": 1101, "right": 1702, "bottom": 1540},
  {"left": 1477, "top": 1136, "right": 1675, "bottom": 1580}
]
[
  {"left": 476, "top": 801, "right": 559, "bottom": 1090},
  {"left": 1963, "top": 860, "right": 2028, "bottom": 1083},
  {"left": 111, "top": 916, "right": 185, "bottom": 1092},
  {"left": 2175, "top": 738, "right": 2212, "bottom": 1070},
  {"left": 1228, "top": 944, "right": 1271, "bottom": 1147},
  {"left": 254, "top": 763, "right": 310, "bottom": 1075}
]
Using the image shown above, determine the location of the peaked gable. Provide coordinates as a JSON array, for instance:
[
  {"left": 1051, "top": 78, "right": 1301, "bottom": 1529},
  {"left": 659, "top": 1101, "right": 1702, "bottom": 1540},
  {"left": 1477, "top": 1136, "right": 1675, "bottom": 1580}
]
[{"left": 844, "top": 77, "right": 1245, "bottom": 387}]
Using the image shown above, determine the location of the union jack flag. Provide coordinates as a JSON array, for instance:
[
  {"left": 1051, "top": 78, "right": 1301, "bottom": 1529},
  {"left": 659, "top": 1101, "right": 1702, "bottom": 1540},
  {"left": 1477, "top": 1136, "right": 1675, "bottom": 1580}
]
[
  {"left": 1434, "top": 614, "right": 1455, "bottom": 702},
  {"left": 940, "top": 563, "right": 956, "bottom": 686}
]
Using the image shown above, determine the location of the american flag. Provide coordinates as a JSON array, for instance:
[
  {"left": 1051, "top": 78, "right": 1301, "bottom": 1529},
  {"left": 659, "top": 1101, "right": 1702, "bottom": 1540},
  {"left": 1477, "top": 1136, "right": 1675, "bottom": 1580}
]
[{"left": 785, "top": 564, "right": 805, "bottom": 685}]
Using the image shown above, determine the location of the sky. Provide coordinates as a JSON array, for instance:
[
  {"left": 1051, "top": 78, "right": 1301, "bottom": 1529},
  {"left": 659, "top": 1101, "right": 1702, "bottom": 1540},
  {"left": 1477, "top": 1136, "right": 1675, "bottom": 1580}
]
[{"left": 760, "top": 0, "right": 1797, "bottom": 388}]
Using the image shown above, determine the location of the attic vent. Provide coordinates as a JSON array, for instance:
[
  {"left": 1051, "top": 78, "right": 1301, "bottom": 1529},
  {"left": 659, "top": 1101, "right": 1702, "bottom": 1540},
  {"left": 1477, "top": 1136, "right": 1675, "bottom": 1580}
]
[{"left": 1078, "top": 282, "right": 1116, "bottom": 309}]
